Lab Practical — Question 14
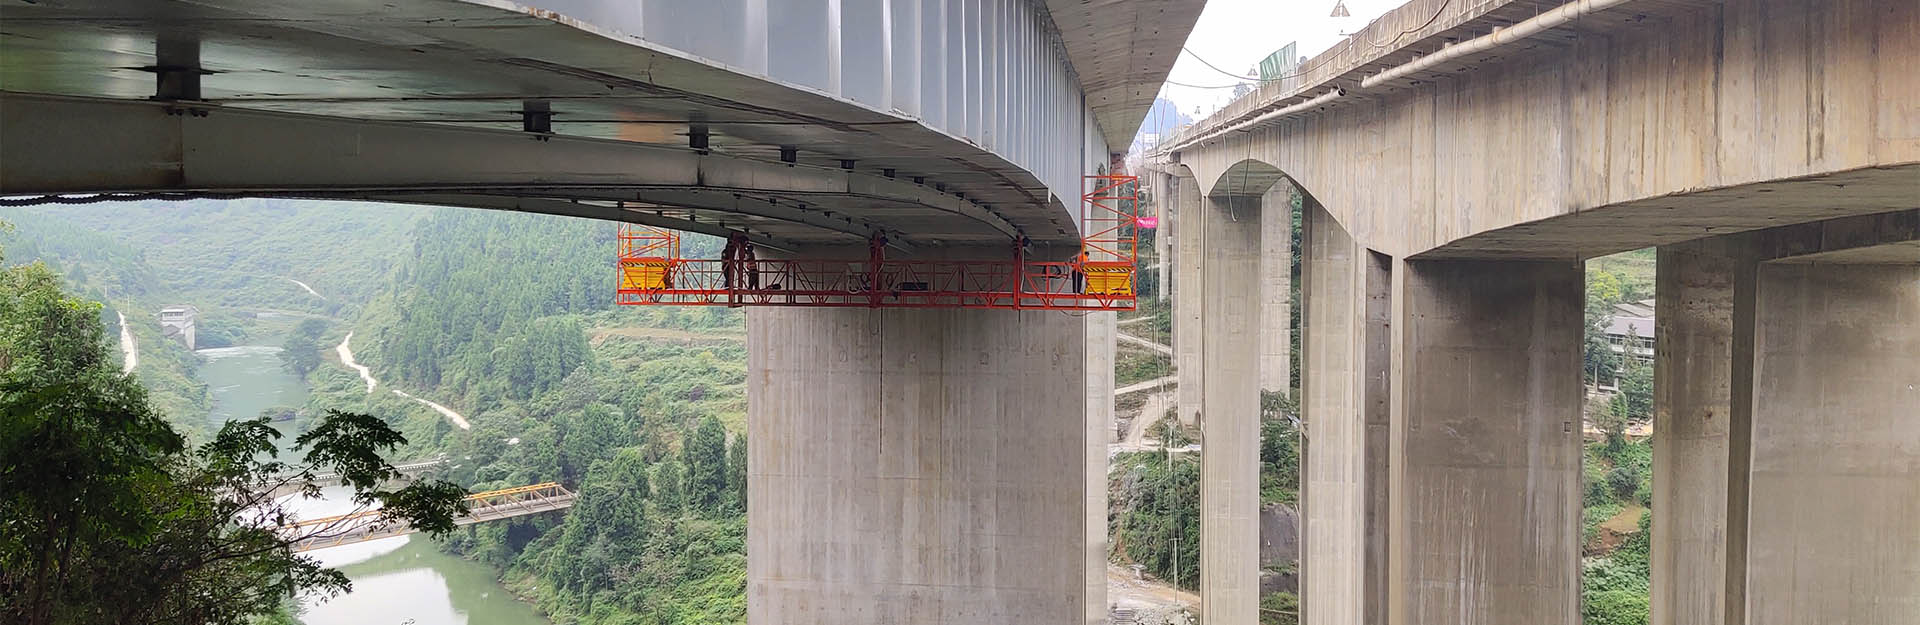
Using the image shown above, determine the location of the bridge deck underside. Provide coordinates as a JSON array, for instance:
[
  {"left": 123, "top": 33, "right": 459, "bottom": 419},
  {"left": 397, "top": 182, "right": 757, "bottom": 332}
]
[
  {"left": 0, "top": 0, "right": 1103, "bottom": 248},
  {"left": 1422, "top": 164, "right": 1920, "bottom": 259}
]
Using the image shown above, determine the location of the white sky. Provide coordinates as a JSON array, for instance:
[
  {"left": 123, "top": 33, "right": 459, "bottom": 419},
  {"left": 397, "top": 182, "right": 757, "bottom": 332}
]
[{"left": 1157, "top": 0, "right": 1403, "bottom": 120}]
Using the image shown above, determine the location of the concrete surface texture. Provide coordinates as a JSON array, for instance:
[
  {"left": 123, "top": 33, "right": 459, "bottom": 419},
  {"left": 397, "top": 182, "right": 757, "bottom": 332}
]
[
  {"left": 1748, "top": 259, "right": 1920, "bottom": 624},
  {"left": 1301, "top": 201, "right": 1378, "bottom": 624},
  {"left": 1174, "top": 175, "right": 1206, "bottom": 427},
  {"left": 1395, "top": 260, "right": 1583, "bottom": 624},
  {"left": 1085, "top": 311, "right": 1115, "bottom": 625},
  {"left": 1198, "top": 193, "right": 1262, "bottom": 623},
  {"left": 1260, "top": 182, "right": 1294, "bottom": 393},
  {"left": 747, "top": 307, "right": 1088, "bottom": 624},
  {"left": 1652, "top": 240, "right": 1749, "bottom": 625},
  {"left": 1650, "top": 211, "right": 1920, "bottom": 625}
]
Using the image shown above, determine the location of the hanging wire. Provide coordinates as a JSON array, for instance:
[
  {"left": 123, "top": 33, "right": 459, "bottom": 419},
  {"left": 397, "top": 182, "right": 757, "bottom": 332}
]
[{"left": 1175, "top": 0, "right": 1458, "bottom": 87}]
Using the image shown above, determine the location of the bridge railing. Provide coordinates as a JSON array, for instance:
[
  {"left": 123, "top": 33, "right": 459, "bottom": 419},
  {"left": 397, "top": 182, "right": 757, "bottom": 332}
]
[
  {"left": 283, "top": 482, "right": 576, "bottom": 552},
  {"left": 615, "top": 175, "right": 1142, "bottom": 311}
]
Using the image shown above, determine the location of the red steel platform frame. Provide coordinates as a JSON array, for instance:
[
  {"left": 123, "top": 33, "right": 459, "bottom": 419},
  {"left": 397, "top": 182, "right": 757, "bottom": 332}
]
[{"left": 616, "top": 175, "right": 1140, "bottom": 311}]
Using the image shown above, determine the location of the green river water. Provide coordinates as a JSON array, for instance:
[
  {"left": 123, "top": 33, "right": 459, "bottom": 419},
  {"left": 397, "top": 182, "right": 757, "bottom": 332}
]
[{"left": 194, "top": 332, "right": 549, "bottom": 625}]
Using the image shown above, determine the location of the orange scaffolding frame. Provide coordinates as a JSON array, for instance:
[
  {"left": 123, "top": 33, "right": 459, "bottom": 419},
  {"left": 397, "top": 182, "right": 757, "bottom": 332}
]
[{"left": 616, "top": 175, "right": 1140, "bottom": 311}]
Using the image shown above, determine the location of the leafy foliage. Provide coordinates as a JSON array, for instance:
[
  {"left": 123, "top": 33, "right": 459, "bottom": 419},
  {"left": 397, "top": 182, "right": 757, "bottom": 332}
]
[
  {"left": 1110, "top": 451, "right": 1201, "bottom": 589},
  {"left": 1260, "top": 391, "right": 1301, "bottom": 505},
  {"left": 0, "top": 249, "right": 464, "bottom": 625}
]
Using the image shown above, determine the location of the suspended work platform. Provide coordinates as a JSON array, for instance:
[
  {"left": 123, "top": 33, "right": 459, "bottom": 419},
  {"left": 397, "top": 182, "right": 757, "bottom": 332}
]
[{"left": 616, "top": 175, "right": 1142, "bottom": 311}]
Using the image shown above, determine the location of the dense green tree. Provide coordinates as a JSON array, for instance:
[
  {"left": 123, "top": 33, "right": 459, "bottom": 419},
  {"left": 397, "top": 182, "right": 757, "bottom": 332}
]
[
  {"left": 280, "top": 333, "right": 322, "bottom": 376},
  {"left": 0, "top": 250, "right": 466, "bottom": 625},
  {"left": 726, "top": 433, "right": 748, "bottom": 513},
  {"left": 558, "top": 403, "right": 633, "bottom": 483},
  {"left": 685, "top": 415, "right": 729, "bottom": 514},
  {"left": 1584, "top": 268, "right": 1625, "bottom": 388},
  {"left": 654, "top": 460, "right": 687, "bottom": 515},
  {"left": 1260, "top": 391, "right": 1302, "bottom": 505},
  {"left": 291, "top": 317, "right": 328, "bottom": 340},
  {"left": 1112, "top": 452, "right": 1201, "bottom": 589},
  {"left": 1617, "top": 357, "right": 1653, "bottom": 421}
]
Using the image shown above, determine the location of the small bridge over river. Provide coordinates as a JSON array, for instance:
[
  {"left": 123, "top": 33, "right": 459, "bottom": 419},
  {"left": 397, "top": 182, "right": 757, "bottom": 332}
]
[
  {"left": 268, "top": 457, "right": 450, "bottom": 499},
  {"left": 286, "top": 482, "right": 576, "bottom": 552}
]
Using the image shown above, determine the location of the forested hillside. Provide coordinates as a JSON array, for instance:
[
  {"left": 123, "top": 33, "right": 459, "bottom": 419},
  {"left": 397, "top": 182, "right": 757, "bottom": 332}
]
[
  {"left": 1, "top": 200, "right": 425, "bottom": 436},
  {"left": 304, "top": 208, "right": 751, "bottom": 624}
]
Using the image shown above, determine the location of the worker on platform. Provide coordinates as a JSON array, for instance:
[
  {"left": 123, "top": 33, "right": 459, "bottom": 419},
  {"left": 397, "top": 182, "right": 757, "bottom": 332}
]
[
  {"left": 722, "top": 232, "right": 749, "bottom": 290},
  {"left": 1072, "top": 250, "right": 1089, "bottom": 294},
  {"left": 741, "top": 237, "right": 760, "bottom": 290}
]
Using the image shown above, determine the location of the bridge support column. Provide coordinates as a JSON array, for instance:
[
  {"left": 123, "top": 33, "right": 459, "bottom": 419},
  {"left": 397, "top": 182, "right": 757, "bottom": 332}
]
[
  {"left": 1260, "top": 182, "right": 1294, "bottom": 394},
  {"left": 1654, "top": 216, "right": 1920, "bottom": 625},
  {"left": 1199, "top": 192, "right": 1262, "bottom": 624},
  {"left": 1085, "top": 310, "right": 1114, "bottom": 625},
  {"left": 1746, "top": 260, "right": 1919, "bottom": 624},
  {"left": 1301, "top": 202, "right": 1392, "bottom": 624},
  {"left": 1174, "top": 174, "right": 1205, "bottom": 427},
  {"left": 1393, "top": 258, "right": 1584, "bottom": 623},
  {"left": 1651, "top": 238, "right": 1753, "bottom": 625},
  {"left": 747, "top": 307, "right": 1088, "bottom": 625},
  {"left": 1155, "top": 172, "right": 1172, "bottom": 303}
]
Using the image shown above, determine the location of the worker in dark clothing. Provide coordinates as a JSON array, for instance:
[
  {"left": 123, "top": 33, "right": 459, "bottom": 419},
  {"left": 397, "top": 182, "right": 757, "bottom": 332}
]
[
  {"left": 722, "top": 232, "right": 749, "bottom": 290},
  {"left": 1072, "top": 250, "right": 1088, "bottom": 294},
  {"left": 741, "top": 237, "right": 760, "bottom": 290}
]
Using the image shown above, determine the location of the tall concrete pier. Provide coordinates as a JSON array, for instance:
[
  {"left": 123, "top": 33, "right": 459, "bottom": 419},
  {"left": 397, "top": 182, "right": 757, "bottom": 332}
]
[
  {"left": 1153, "top": 0, "right": 1918, "bottom": 621},
  {"left": 1653, "top": 212, "right": 1920, "bottom": 625},
  {"left": 747, "top": 307, "right": 1090, "bottom": 623}
]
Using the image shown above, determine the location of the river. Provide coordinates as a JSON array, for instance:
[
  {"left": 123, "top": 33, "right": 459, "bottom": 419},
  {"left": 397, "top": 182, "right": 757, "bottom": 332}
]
[{"left": 194, "top": 329, "right": 548, "bottom": 625}]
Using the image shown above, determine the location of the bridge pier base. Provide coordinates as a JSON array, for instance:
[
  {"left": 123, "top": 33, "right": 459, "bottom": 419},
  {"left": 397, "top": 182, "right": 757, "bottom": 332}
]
[
  {"left": 746, "top": 306, "right": 1089, "bottom": 625},
  {"left": 1654, "top": 217, "right": 1920, "bottom": 625}
]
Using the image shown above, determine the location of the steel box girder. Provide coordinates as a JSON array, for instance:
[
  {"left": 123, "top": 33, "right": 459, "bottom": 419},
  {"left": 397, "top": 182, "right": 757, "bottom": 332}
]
[{"left": 0, "top": 92, "right": 1029, "bottom": 246}]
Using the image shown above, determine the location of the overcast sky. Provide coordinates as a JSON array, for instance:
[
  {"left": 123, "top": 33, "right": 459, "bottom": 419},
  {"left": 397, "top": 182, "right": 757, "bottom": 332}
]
[{"left": 1156, "top": 0, "right": 1403, "bottom": 120}]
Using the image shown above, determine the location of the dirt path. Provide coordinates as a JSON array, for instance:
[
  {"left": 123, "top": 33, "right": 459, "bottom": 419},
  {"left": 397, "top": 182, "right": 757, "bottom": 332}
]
[
  {"left": 117, "top": 311, "right": 137, "bottom": 373},
  {"left": 1106, "top": 562, "right": 1197, "bottom": 623},
  {"left": 1114, "top": 391, "right": 1177, "bottom": 452},
  {"left": 334, "top": 332, "right": 377, "bottom": 393},
  {"left": 286, "top": 277, "right": 325, "bottom": 300},
  {"left": 1116, "top": 375, "right": 1176, "bottom": 396},
  {"left": 391, "top": 389, "right": 471, "bottom": 430},
  {"left": 334, "top": 331, "right": 472, "bottom": 430},
  {"left": 1118, "top": 332, "right": 1173, "bottom": 356}
]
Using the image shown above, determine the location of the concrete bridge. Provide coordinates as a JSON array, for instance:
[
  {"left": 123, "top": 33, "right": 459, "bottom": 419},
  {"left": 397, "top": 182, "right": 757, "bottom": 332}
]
[
  {"left": 0, "top": 0, "right": 1201, "bottom": 622},
  {"left": 7, "top": 0, "right": 1913, "bottom": 622},
  {"left": 1149, "top": 0, "right": 1917, "bottom": 623}
]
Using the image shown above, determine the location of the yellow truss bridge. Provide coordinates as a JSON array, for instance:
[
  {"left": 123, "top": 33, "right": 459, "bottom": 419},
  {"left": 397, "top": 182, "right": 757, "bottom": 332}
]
[{"left": 285, "top": 482, "right": 577, "bottom": 552}]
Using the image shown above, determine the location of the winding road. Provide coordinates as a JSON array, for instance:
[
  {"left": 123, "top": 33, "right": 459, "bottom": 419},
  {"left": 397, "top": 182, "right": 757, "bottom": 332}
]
[
  {"left": 335, "top": 331, "right": 471, "bottom": 430},
  {"left": 117, "top": 311, "right": 137, "bottom": 373},
  {"left": 335, "top": 332, "right": 377, "bottom": 393},
  {"left": 286, "top": 277, "right": 325, "bottom": 300}
]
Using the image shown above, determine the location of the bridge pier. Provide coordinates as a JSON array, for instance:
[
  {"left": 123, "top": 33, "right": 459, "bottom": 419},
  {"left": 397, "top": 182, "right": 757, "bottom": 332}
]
[
  {"left": 1301, "top": 201, "right": 1393, "bottom": 623},
  {"left": 1174, "top": 174, "right": 1206, "bottom": 427},
  {"left": 1197, "top": 190, "right": 1264, "bottom": 623},
  {"left": 1393, "top": 258, "right": 1585, "bottom": 623},
  {"left": 746, "top": 306, "right": 1090, "bottom": 624},
  {"left": 1653, "top": 214, "right": 1920, "bottom": 625},
  {"left": 1302, "top": 200, "right": 1584, "bottom": 623}
]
